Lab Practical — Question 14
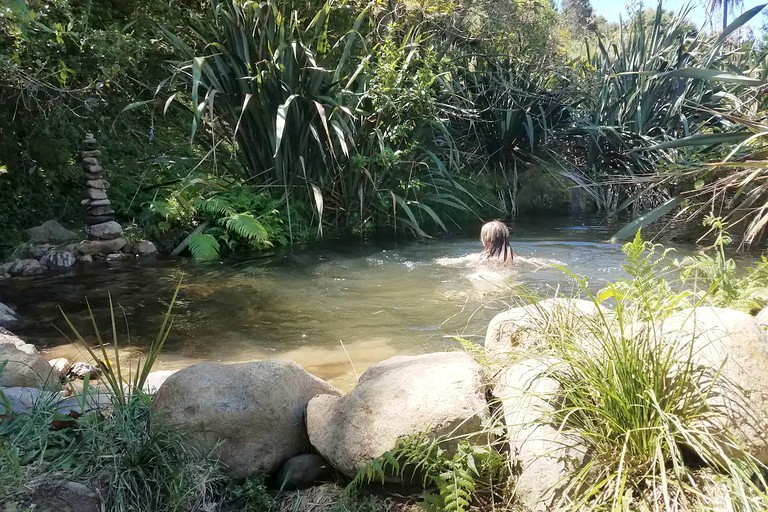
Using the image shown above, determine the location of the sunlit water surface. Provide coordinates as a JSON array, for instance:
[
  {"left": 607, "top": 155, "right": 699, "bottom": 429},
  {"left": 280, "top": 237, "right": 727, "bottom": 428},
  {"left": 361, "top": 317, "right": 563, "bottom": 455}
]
[{"left": 0, "top": 218, "right": 667, "bottom": 389}]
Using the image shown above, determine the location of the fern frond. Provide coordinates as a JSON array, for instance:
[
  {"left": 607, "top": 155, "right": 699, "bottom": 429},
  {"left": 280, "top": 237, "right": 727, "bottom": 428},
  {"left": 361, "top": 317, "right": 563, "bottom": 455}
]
[
  {"left": 188, "top": 233, "right": 221, "bottom": 260},
  {"left": 221, "top": 213, "right": 271, "bottom": 244},
  {"left": 194, "top": 197, "right": 236, "bottom": 218}
]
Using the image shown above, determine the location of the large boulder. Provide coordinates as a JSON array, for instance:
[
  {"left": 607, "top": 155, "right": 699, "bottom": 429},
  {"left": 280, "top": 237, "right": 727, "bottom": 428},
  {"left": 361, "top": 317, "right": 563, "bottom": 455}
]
[
  {"left": 306, "top": 352, "right": 490, "bottom": 478},
  {"left": 493, "top": 359, "right": 588, "bottom": 512},
  {"left": 27, "top": 220, "right": 79, "bottom": 244},
  {"left": 485, "top": 298, "right": 606, "bottom": 361},
  {"left": 661, "top": 307, "right": 768, "bottom": 464},
  {"left": 0, "top": 331, "right": 57, "bottom": 389},
  {"left": 7, "top": 258, "right": 44, "bottom": 277},
  {"left": 754, "top": 305, "right": 768, "bottom": 327},
  {"left": 152, "top": 360, "right": 339, "bottom": 478}
]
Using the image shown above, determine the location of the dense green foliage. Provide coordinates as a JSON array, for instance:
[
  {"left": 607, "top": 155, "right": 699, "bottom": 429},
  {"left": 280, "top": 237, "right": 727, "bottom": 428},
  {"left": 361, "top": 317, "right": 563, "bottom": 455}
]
[{"left": 1, "top": 0, "right": 767, "bottom": 257}]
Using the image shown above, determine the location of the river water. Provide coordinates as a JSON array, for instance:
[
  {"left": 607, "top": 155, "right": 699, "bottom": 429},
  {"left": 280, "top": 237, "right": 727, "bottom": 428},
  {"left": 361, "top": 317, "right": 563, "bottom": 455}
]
[{"left": 1, "top": 217, "right": 635, "bottom": 389}]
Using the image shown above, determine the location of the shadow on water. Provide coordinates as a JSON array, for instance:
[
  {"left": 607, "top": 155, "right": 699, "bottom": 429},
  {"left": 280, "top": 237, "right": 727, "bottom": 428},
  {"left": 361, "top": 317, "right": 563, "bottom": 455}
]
[{"left": 0, "top": 216, "right": 659, "bottom": 389}]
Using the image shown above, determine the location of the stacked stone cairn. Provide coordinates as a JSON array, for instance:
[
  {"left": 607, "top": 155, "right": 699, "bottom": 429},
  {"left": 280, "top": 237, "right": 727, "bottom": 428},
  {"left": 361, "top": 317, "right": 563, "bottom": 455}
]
[{"left": 82, "top": 134, "right": 123, "bottom": 241}]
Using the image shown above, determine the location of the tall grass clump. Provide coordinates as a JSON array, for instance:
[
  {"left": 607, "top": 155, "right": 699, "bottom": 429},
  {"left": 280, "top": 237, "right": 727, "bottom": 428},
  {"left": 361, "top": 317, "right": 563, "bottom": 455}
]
[{"left": 539, "top": 232, "right": 768, "bottom": 510}]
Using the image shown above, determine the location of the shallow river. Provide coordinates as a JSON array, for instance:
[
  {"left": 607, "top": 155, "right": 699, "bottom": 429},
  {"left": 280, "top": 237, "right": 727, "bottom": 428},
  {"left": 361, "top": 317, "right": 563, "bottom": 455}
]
[{"left": 1, "top": 217, "right": 640, "bottom": 389}]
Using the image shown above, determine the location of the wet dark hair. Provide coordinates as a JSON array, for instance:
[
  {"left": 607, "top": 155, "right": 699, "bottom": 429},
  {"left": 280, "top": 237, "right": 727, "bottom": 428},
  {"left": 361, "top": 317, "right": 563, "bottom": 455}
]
[{"left": 480, "top": 220, "right": 513, "bottom": 262}]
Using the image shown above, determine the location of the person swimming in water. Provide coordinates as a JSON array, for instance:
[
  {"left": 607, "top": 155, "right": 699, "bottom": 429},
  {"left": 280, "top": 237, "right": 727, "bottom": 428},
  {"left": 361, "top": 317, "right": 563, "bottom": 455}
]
[{"left": 478, "top": 220, "right": 514, "bottom": 265}]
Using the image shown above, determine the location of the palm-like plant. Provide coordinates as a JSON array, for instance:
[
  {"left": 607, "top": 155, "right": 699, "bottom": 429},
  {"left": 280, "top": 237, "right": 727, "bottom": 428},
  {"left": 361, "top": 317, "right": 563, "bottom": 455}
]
[{"left": 707, "top": 0, "right": 744, "bottom": 32}]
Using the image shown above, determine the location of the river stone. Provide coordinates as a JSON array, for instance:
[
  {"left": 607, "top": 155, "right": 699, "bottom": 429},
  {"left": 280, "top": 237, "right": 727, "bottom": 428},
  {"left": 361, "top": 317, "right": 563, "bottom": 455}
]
[
  {"left": 493, "top": 358, "right": 588, "bottom": 511},
  {"left": 0, "top": 331, "right": 57, "bottom": 389},
  {"left": 77, "top": 238, "right": 127, "bottom": 255},
  {"left": 86, "top": 221, "right": 123, "bottom": 240},
  {"left": 84, "top": 215, "right": 116, "bottom": 226},
  {"left": 661, "top": 307, "right": 768, "bottom": 464},
  {"left": 152, "top": 360, "right": 340, "bottom": 478},
  {"left": 273, "top": 454, "right": 335, "bottom": 490},
  {"left": 27, "top": 244, "right": 54, "bottom": 260},
  {"left": 0, "top": 302, "right": 17, "bottom": 329},
  {"left": 306, "top": 351, "right": 490, "bottom": 478},
  {"left": 485, "top": 298, "right": 606, "bottom": 363},
  {"left": 85, "top": 179, "right": 110, "bottom": 190},
  {"left": 7, "top": 258, "right": 44, "bottom": 277},
  {"left": 136, "top": 240, "right": 157, "bottom": 255},
  {"left": 40, "top": 250, "right": 76, "bottom": 270},
  {"left": 89, "top": 199, "right": 111, "bottom": 207},
  {"left": 87, "top": 205, "right": 115, "bottom": 217},
  {"left": 27, "top": 220, "right": 79, "bottom": 244},
  {"left": 85, "top": 188, "right": 108, "bottom": 201},
  {"left": 81, "top": 149, "right": 102, "bottom": 158},
  {"left": 81, "top": 157, "right": 100, "bottom": 166},
  {"left": 48, "top": 358, "right": 72, "bottom": 379},
  {"left": 142, "top": 370, "right": 177, "bottom": 394},
  {"left": 68, "top": 362, "right": 101, "bottom": 380}
]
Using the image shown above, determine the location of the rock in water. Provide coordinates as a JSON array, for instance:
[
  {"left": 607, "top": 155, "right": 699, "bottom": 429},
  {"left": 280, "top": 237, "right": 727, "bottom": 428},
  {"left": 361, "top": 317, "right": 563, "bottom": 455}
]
[
  {"left": 27, "top": 220, "right": 79, "bottom": 244},
  {"left": 40, "top": 250, "right": 77, "bottom": 269},
  {"left": 68, "top": 362, "right": 101, "bottom": 380},
  {"left": 0, "top": 331, "right": 58, "bottom": 389},
  {"left": 0, "top": 302, "right": 17, "bottom": 329},
  {"left": 152, "top": 360, "right": 340, "bottom": 478},
  {"left": 7, "top": 258, "right": 44, "bottom": 277},
  {"left": 86, "top": 221, "right": 123, "bottom": 240},
  {"left": 661, "top": 307, "right": 768, "bottom": 464},
  {"left": 306, "top": 352, "right": 491, "bottom": 478}
]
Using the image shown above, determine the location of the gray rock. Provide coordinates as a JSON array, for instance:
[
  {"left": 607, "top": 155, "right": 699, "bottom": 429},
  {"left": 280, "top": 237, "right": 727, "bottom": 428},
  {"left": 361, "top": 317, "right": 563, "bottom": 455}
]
[
  {"left": 27, "top": 220, "right": 79, "bottom": 244},
  {"left": 77, "top": 238, "right": 127, "bottom": 255},
  {"left": 40, "top": 250, "right": 77, "bottom": 269},
  {"left": 86, "top": 188, "right": 108, "bottom": 201},
  {"left": 485, "top": 298, "right": 606, "bottom": 363},
  {"left": 85, "top": 179, "right": 110, "bottom": 190},
  {"left": 28, "top": 244, "right": 54, "bottom": 259},
  {"left": 68, "top": 361, "right": 101, "bottom": 380},
  {"left": 136, "top": 240, "right": 157, "bottom": 255},
  {"left": 661, "top": 307, "right": 768, "bottom": 464},
  {"left": 274, "top": 454, "right": 334, "bottom": 490},
  {"left": 0, "top": 301, "right": 17, "bottom": 329},
  {"left": 7, "top": 258, "right": 44, "bottom": 277},
  {"left": 0, "top": 331, "right": 58, "bottom": 389},
  {"left": 87, "top": 205, "right": 115, "bottom": 216},
  {"left": 81, "top": 149, "right": 102, "bottom": 158},
  {"left": 89, "top": 199, "right": 111, "bottom": 207},
  {"left": 85, "top": 214, "right": 116, "bottom": 225},
  {"left": 48, "top": 358, "right": 72, "bottom": 379},
  {"left": 493, "top": 359, "right": 588, "bottom": 512},
  {"left": 83, "top": 164, "right": 103, "bottom": 174},
  {"left": 78, "top": 254, "right": 94, "bottom": 263},
  {"left": 306, "top": 352, "right": 491, "bottom": 478},
  {"left": 106, "top": 252, "right": 130, "bottom": 262},
  {"left": 81, "top": 157, "right": 99, "bottom": 166},
  {"left": 86, "top": 221, "right": 123, "bottom": 240},
  {"left": 152, "top": 360, "right": 340, "bottom": 479}
]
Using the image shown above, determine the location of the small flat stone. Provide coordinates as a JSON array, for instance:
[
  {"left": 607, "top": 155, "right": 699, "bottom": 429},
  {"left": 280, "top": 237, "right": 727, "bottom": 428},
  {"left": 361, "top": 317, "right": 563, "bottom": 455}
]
[
  {"left": 83, "top": 164, "right": 103, "bottom": 174},
  {"left": 89, "top": 199, "right": 111, "bottom": 207},
  {"left": 106, "top": 252, "right": 130, "bottom": 262},
  {"left": 84, "top": 215, "right": 115, "bottom": 225},
  {"left": 81, "top": 150, "right": 102, "bottom": 158},
  {"left": 86, "top": 188, "right": 108, "bottom": 201},
  {"left": 87, "top": 205, "right": 115, "bottom": 216},
  {"left": 81, "top": 157, "right": 99, "bottom": 166},
  {"left": 85, "top": 179, "right": 110, "bottom": 190}
]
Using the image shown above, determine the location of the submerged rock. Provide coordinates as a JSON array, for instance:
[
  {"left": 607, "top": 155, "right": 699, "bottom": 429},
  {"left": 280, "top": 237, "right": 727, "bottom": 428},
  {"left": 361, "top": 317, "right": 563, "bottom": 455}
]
[
  {"left": 306, "top": 351, "right": 490, "bottom": 478},
  {"left": 152, "top": 360, "right": 339, "bottom": 478}
]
